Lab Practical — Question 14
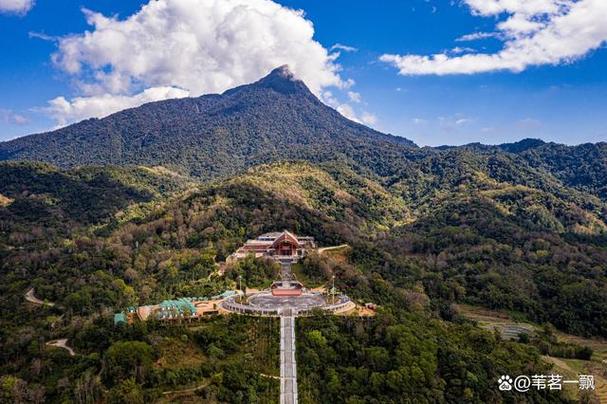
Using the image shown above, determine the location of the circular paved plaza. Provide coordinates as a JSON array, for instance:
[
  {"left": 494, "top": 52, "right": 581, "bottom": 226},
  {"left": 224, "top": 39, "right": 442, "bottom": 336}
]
[{"left": 247, "top": 292, "right": 326, "bottom": 311}]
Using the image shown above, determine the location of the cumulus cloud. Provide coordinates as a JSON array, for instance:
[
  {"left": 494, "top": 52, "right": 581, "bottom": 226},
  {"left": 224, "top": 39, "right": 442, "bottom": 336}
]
[
  {"left": 381, "top": 0, "right": 607, "bottom": 75},
  {"left": 44, "top": 86, "right": 190, "bottom": 127},
  {"left": 45, "top": 0, "right": 353, "bottom": 126},
  {"left": 347, "top": 91, "right": 362, "bottom": 103},
  {"left": 0, "top": 0, "right": 34, "bottom": 15},
  {"left": 0, "top": 109, "right": 28, "bottom": 125},
  {"left": 322, "top": 91, "right": 377, "bottom": 127}
]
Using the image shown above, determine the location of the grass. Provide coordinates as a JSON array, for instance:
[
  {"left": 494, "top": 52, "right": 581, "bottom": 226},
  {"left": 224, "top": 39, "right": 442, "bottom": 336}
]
[{"left": 154, "top": 336, "right": 207, "bottom": 370}]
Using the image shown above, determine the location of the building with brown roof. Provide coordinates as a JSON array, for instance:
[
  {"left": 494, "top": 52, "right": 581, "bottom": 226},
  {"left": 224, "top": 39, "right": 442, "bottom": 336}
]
[{"left": 228, "top": 230, "right": 315, "bottom": 263}]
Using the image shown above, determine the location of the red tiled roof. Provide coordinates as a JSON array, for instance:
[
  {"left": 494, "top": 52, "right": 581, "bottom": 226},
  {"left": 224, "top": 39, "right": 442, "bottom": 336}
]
[
  {"left": 272, "top": 231, "right": 299, "bottom": 248},
  {"left": 271, "top": 288, "right": 303, "bottom": 297}
]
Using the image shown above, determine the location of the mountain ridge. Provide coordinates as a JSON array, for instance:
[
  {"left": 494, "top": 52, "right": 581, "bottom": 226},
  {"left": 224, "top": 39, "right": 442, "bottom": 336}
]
[
  {"left": 1, "top": 66, "right": 606, "bottom": 200},
  {"left": 0, "top": 66, "right": 417, "bottom": 178}
]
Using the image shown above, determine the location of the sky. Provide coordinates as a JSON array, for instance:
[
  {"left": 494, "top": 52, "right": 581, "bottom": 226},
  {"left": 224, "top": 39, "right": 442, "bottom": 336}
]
[{"left": 1, "top": 0, "right": 606, "bottom": 146}]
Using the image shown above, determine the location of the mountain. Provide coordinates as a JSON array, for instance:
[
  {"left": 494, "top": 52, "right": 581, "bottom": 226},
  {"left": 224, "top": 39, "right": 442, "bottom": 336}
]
[
  {"left": 497, "top": 138, "right": 546, "bottom": 153},
  {"left": 0, "top": 162, "right": 192, "bottom": 249},
  {"left": 0, "top": 66, "right": 416, "bottom": 179}
]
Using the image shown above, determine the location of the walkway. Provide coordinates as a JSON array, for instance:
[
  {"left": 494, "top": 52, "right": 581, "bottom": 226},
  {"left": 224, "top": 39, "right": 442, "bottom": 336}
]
[
  {"left": 317, "top": 244, "right": 348, "bottom": 254},
  {"left": 280, "top": 314, "right": 298, "bottom": 404},
  {"left": 46, "top": 339, "right": 75, "bottom": 356},
  {"left": 25, "top": 288, "right": 55, "bottom": 307},
  {"left": 280, "top": 262, "right": 295, "bottom": 281}
]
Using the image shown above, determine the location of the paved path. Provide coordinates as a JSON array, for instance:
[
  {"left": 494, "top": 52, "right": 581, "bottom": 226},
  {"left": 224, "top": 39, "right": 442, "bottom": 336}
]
[
  {"left": 280, "top": 315, "right": 298, "bottom": 404},
  {"left": 46, "top": 339, "right": 75, "bottom": 356},
  {"left": 317, "top": 244, "right": 348, "bottom": 254},
  {"left": 25, "top": 288, "right": 54, "bottom": 307},
  {"left": 280, "top": 262, "right": 295, "bottom": 281}
]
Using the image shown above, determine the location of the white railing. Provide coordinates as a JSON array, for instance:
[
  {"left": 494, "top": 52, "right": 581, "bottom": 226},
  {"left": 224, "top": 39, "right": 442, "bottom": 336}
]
[{"left": 220, "top": 294, "right": 353, "bottom": 317}]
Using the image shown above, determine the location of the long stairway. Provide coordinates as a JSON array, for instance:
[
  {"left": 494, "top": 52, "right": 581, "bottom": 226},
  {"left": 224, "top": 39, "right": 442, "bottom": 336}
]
[{"left": 280, "top": 313, "right": 298, "bottom": 404}]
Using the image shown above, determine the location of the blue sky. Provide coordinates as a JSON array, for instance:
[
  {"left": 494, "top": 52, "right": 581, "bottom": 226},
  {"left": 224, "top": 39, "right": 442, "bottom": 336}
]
[{"left": 1, "top": 0, "right": 606, "bottom": 146}]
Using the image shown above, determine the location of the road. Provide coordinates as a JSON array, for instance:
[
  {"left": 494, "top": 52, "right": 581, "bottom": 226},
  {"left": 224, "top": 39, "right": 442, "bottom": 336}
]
[{"left": 280, "top": 314, "right": 298, "bottom": 404}]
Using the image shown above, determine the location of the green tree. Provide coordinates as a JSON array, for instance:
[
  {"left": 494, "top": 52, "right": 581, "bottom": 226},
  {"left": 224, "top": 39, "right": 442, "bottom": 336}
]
[
  {"left": 108, "top": 378, "right": 144, "bottom": 404},
  {"left": 103, "top": 341, "right": 154, "bottom": 384}
]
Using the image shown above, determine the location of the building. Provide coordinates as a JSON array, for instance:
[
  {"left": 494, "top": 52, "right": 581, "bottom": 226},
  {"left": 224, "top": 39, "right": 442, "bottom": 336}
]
[
  {"left": 113, "top": 291, "right": 237, "bottom": 325},
  {"left": 113, "top": 312, "right": 127, "bottom": 326},
  {"left": 156, "top": 298, "right": 197, "bottom": 320},
  {"left": 228, "top": 230, "right": 316, "bottom": 263},
  {"left": 271, "top": 280, "right": 304, "bottom": 297}
]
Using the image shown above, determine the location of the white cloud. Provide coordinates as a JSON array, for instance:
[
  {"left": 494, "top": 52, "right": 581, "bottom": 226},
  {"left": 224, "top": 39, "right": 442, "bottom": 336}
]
[
  {"left": 0, "top": 109, "right": 28, "bottom": 125},
  {"left": 0, "top": 0, "right": 34, "bottom": 15},
  {"left": 437, "top": 114, "right": 474, "bottom": 132},
  {"left": 455, "top": 118, "right": 472, "bottom": 125},
  {"left": 456, "top": 32, "right": 499, "bottom": 42},
  {"left": 380, "top": 0, "right": 607, "bottom": 75},
  {"left": 322, "top": 90, "right": 377, "bottom": 127},
  {"left": 330, "top": 43, "right": 358, "bottom": 53},
  {"left": 28, "top": 31, "right": 58, "bottom": 42},
  {"left": 361, "top": 112, "right": 377, "bottom": 126},
  {"left": 347, "top": 91, "right": 361, "bottom": 103},
  {"left": 335, "top": 104, "right": 358, "bottom": 122},
  {"left": 449, "top": 46, "right": 475, "bottom": 55},
  {"left": 44, "top": 86, "right": 190, "bottom": 127},
  {"left": 48, "top": 0, "right": 349, "bottom": 125}
]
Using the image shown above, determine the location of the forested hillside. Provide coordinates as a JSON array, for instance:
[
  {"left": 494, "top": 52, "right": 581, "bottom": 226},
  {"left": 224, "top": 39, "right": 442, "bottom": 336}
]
[
  {"left": 0, "top": 66, "right": 415, "bottom": 179},
  {"left": 1, "top": 157, "right": 605, "bottom": 401},
  {"left": 1, "top": 66, "right": 606, "bottom": 402}
]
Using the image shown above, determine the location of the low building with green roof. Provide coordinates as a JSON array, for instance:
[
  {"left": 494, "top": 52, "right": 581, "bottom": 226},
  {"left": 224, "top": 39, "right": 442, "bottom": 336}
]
[{"left": 114, "top": 312, "right": 127, "bottom": 325}]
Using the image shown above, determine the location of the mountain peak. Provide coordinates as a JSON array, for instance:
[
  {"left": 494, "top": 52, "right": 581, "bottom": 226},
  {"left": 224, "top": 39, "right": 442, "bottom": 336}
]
[
  {"left": 0, "top": 64, "right": 418, "bottom": 176},
  {"left": 255, "top": 65, "right": 309, "bottom": 95},
  {"left": 499, "top": 138, "right": 546, "bottom": 153},
  {"left": 268, "top": 64, "right": 296, "bottom": 80}
]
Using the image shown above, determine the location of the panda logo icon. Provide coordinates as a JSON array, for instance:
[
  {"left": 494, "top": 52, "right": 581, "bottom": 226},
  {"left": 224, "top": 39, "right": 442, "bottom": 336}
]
[{"left": 498, "top": 375, "right": 513, "bottom": 391}]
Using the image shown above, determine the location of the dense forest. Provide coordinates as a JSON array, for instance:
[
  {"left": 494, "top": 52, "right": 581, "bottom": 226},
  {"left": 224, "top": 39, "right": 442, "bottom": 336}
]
[
  {"left": 297, "top": 313, "right": 570, "bottom": 403},
  {"left": 1, "top": 155, "right": 606, "bottom": 402}
]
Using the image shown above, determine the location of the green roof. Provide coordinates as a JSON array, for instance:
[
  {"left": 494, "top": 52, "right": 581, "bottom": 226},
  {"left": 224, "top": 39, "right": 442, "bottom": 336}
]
[
  {"left": 158, "top": 298, "right": 196, "bottom": 317},
  {"left": 114, "top": 312, "right": 127, "bottom": 325}
]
